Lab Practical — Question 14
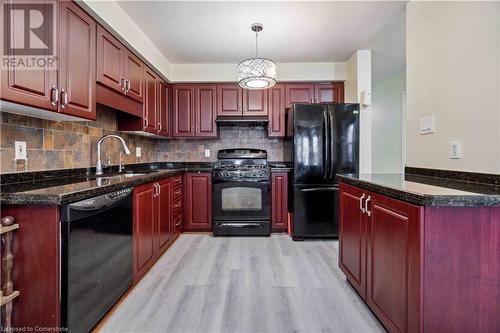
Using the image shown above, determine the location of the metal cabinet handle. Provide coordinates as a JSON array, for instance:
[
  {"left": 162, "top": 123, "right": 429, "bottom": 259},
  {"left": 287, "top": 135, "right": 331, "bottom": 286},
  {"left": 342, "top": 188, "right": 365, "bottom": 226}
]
[
  {"left": 50, "top": 85, "right": 58, "bottom": 106},
  {"left": 360, "top": 194, "right": 366, "bottom": 214},
  {"left": 174, "top": 178, "right": 181, "bottom": 183},
  {"left": 145, "top": 117, "right": 149, "bottom": 129},
  {"left": 158, "top": 122, "right": 162, "bottom": 132},
  {"left": 121, "top": 77, "right": 125, "bottom": 92},
  {"left": 174, "top": 190, "right": 181, "bottom": 196},
  {"left": 174, "top": 202, "right": 181, "bottom": 209},
  {"left": 175, "top": 219, "right": 182, "bottom": 227},
  {"left": 60, "top": 89, "right": 68, "bottom": 109},
  {"left": 310, "top": 97, "right": 314, "bottom": 103},
  {"left": 365, "top": 196, "right": 371, "bottom": 216},
  {"left": 124, "top": 79, "right": 130, "bottom": 93}
]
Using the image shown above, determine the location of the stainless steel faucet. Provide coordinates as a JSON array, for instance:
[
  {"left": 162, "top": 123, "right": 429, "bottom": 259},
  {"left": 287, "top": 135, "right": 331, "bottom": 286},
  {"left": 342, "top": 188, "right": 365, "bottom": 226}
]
[{"left": 96, "top": 134, "right": 131, "bottom": 175}]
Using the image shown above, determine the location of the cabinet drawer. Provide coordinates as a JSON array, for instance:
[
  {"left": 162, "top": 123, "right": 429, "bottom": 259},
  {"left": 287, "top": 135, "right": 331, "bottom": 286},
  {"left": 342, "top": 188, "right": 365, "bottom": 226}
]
[
  {"left": 172, "top": 198, "right": 183, "bottom": 213},
  {"left": 172, "top": 175, "right": 183, "bottom": 188},
  {"left": 172, "top": 187, "right": 183, "bottom": 200}
]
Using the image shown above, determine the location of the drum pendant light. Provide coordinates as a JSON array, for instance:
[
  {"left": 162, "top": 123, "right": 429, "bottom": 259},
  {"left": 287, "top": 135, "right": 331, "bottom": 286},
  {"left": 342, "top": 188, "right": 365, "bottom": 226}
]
[{"left": 238, "top": 23, "right": 277, "bottom": 90}]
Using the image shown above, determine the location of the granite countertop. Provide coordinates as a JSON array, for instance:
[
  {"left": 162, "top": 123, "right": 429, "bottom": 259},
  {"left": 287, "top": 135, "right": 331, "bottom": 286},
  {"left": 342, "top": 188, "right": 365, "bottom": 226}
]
[
  {"left": 1, "top": 169, "right": 187, "bottom": 205},
  {"left": 336, "top": 173, "right": 500, "bottom": 207}
]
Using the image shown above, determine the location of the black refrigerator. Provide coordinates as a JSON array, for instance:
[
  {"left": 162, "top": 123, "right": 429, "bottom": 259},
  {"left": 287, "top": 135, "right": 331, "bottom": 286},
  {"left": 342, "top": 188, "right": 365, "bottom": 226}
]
[{"left": 290, "top": 103, "right": 359, "bottom": 240}]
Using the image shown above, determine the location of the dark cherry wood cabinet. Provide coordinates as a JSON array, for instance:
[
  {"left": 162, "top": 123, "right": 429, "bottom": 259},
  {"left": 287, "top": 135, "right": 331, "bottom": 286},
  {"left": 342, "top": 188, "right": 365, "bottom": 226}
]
[
  {"left": 96, "top": 25, "right": 126, "bottom": 95},
  {"left": 285, "top": 82, "right": 344, "bottom": 108},
  {"left": 58, "top": 1, "right": 96, "bottom": 120},
  {"left": 133, "top": 182, "right": 157, "bottom": 282},
  {"left": 173, "top": 84, "right": 196, "bottom": 137},
  {"left": 268, "top": 84, "right": 286, "bottom": 137},
  {"left": 195, "top": 84, "right": 217, "bottom": 137},
  {"left": 157, "top": 178, "right": 173, "bottom": 254},
  {"left": 271, "top": 172, "right": 288, "bottom": 232},
  {"left": 173, "top": 84, "right": 217, "bottom": 138},
  {"left": 143, "top": 67, "right": 158, "bottom": 133},
  {"left": 285, "top": 84, "right": 315, "bottom": 107},
  {"left": 124, "top": 50, "right": 144, "bottom": 103},
  {"left": 339, "top": 183, "right": 421, "bottom": 333},
  {"left": 184, "top": 173, "right": 212, "bottom": 231},
  {"left": 366, "top": 193, "right": 421, "bottom": 333},
  {"left": 0, "top": 1, "right": 96, "bottom": 120},
  {"left": 133, "top": 175, "right": 182, "bottom": 282},
  {"left": 158, "top": 80, "right": 171, "bottom": 137},
  {"left": 339, "top": 184, "right": 367, "bottom": 298},
  {"left": 217, "top": 84, "right": 243, "bottom": 116},
  {"left": 340, "top": 182, "right": 500, "bottom": 333},
  {"left": 243, "top": 89, "right": 268, "bottom": 116}
]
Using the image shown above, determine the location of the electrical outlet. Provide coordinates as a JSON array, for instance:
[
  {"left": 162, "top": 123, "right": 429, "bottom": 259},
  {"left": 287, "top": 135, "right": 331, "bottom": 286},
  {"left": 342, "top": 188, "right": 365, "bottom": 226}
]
[
  {"left": 419, "top": 116, "right": 435, "bottom": 135},
  {"left": 136, "top": 147, "right": 141, "bottom": 157},
  {"left": 449, "top": 141, "right": 462, "bottom": 159},
  {"left": 15, "top": 141, "right": 27, "bottom": 160},
  {"left": 204, "top": 149, "right": 210, "bottom": 158}
]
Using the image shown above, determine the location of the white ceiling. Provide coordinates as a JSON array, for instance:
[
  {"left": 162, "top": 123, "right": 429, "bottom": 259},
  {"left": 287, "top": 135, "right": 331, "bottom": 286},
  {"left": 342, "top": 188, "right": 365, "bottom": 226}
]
[{"left": 117, "top": 1, "right": 407, "bottom": 64}]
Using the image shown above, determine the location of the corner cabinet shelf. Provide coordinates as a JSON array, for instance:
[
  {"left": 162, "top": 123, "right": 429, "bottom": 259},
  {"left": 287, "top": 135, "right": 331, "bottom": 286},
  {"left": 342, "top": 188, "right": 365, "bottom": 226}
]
[{"left": 1, "top": 217, "right": 20, "bottom": 330}]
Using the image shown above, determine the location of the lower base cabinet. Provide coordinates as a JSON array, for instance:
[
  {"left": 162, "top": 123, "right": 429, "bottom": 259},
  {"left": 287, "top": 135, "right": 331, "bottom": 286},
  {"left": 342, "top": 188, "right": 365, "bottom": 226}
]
[
  {"left": 133, "top": 175, "right": 182, "bottom": 283},
  {"left": 184, "top": 173, "right": 212, "bottom": 231},
  {"left": 339, "top": 182, "right": 500, "bottom": 333},
  {"left": 271, "top": 172, "right": 288, "bottom": 232}
]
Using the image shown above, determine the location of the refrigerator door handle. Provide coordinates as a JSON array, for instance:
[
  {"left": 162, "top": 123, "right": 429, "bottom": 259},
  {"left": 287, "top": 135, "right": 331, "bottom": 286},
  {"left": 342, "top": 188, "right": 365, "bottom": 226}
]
[
  {"left": 328, "top": 109, "right": 335, "bottom": 181},
  {"left": 322, "top": 110, "right": 330, "bottom": 180}
]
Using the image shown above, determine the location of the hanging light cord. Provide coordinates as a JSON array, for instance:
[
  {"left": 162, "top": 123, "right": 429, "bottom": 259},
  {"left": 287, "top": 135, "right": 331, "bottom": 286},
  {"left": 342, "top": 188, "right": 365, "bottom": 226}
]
[{"left": 255, "top": 30, "right": 259, "bottom": 58}]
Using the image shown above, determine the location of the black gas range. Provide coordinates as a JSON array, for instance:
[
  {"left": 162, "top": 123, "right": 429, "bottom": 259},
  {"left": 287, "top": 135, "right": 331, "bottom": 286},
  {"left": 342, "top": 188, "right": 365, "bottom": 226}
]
[{"left": 212, "top": 149, "right": 271, "bottom": 236}]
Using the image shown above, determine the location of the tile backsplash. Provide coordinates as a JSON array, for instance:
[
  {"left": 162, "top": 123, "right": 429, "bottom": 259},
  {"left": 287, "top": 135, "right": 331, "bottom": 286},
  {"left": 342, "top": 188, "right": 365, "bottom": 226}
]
[{"left": 0, "top": 106, "right": 290, "bottom": 173}]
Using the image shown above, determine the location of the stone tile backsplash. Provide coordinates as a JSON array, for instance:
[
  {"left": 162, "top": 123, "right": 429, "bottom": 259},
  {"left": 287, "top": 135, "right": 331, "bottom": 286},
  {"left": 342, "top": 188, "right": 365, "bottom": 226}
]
[{"left": 0, "top": 106, "right": 290, "bottom": 173}]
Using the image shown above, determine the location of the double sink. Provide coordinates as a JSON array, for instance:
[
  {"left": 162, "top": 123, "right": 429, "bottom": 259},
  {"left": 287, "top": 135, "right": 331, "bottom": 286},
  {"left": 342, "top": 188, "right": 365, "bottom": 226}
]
[{"left": 88, "top": 169, "right": 160, "bottom": 180}]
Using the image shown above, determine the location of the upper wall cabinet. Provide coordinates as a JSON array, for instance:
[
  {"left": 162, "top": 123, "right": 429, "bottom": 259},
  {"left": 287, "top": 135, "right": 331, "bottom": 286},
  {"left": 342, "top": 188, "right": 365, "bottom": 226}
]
[
  {"left": 0, "top": 1, "right": 96, "bottom": 120},
  {"left": 173, "top": 84, "right": 217, "bottom": 138},
  {"left": 216, "top": 84, "right": 268, "bottom": 117},
  {"left": 285, "top": 82, "right": 344, "bottom": 108},
  {"left": 268, "top": 84, "right": 286, "bottom": 137},
  {"left": 143, "top": 67, "right": 158, "bottom": 134},
  {"left": 96, "top": 25, "right": 144, "bottom": 104},
  {"left": 158, "top": 80, "right": 171, "bottom": 137}
]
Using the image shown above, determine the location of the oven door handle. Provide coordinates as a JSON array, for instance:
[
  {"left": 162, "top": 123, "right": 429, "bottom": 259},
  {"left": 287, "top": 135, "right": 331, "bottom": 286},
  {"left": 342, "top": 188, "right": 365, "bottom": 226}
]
[
  {"left": 218, "top": 223, "right": 264, "bottom": 228},
  {"left": 213, "top": 178, "right": 269, "bottom": 183},
  {"left": 300, "top": 187, "right": 338, "bottom": 192}
]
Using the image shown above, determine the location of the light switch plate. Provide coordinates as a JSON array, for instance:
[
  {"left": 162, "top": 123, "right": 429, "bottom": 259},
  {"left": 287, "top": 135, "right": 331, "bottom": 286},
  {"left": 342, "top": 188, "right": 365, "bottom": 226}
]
[
  {"left": 136, "top": 147, "right": 141, "bottom": 157},
  {"left": 419, "top": 116, "right": 435, "bottom": 135},
  {"left": 204, "top": 149, "right": 210, "bottom": 158},
  {"left": 449, "top": 141, "right": 462, "bottom": 159},
  {"left": 15, "top": 141, "right": 27, "bottom": 160}
]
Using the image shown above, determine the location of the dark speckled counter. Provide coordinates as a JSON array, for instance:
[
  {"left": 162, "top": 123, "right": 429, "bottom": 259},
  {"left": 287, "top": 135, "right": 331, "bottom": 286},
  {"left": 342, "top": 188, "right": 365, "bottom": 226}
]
[
  {"left": 1, "top": 169, "right": 185, "bottom": 205},
  {"left": 336, "top": 173, "right": 500, "bottom": 207},
  {"left": 0, "top": 162, "right": 215, "bottom": 205}
]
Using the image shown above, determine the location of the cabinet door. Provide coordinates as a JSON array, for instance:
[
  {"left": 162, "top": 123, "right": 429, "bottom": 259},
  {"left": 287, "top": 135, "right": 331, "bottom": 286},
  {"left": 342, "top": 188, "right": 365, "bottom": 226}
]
[
  {"left": 173, "top": 84, "right": 195, "bottom": 137},
  {"left": 124, "top": 50, "right": 144, "bottom": 103},
  {"left": 366, "top": 193, "right": 421, "bottom": 333},
  {"left": 271, "top": 172, "right": 288, "bottom": 231},
  {"left": 217, "top": 84, "right": 243, "bottom": 116},
  {"left": 195, "top": 84, "right": 217, "bottom": 137},
  {"left": 339, "top": 183, "right": 367, "bottom": 298},
  {"left": 243, "top": 89, "right": 268, "bottom": 116},
  {"left": 58, "top": 1, "right": 96, "bottom": 120},
  {"left": 96, "top": 25, "right": 125, "bottom": 94},
  {"left": 0, "top": 1, "right": 57, "bottom": 111},
  {"left": 143, "top": 67, "right": 157, "bottom": 133},
  {"left": 314, "top": 83, "right": 344, "bottom": 103},
  {"left": 285, "top": 84, "right": 314, "bottom": 108},
  {"left": 133, "top": 183, "right": 156, "bottom": 282},
  {"left": 158, "top": 80, "right": 170, "bottom": 137},
  {"left": 157, "top": 179, "right": 172, "bottom": 254},
  {"left": 268, "top": 84, "right": 285, "bottom": 137},
  {"left": 184, "top": 173, "right": 212, "bottom": 231}
]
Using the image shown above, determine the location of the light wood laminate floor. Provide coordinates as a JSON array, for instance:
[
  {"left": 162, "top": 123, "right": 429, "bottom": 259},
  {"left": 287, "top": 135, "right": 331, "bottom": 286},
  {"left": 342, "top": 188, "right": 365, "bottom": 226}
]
[{"left": 100, "top": 234, "right": 385, "bottom": 333}]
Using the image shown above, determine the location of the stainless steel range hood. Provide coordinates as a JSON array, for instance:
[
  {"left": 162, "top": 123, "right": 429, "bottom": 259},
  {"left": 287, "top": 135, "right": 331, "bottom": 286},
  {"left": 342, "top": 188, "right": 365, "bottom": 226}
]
[{"left": 215, "top": 116, "right": 269, "bottom": 126}]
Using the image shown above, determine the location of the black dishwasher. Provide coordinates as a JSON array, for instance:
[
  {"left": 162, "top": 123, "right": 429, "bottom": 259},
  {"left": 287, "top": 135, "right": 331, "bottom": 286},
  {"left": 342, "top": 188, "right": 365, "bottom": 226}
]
[{"left": 60, "top": 188, "right": 133, "bottom": 332}]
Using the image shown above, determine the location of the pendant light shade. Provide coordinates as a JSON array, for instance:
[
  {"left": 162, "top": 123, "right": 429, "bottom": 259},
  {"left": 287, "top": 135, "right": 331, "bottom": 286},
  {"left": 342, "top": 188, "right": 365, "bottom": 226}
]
[{"left": 238, "top": 23, "right": 277, "bottom": 90}]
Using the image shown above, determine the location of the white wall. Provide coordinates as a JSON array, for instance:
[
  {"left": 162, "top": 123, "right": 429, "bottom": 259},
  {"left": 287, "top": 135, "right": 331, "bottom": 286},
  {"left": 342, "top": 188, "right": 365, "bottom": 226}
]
[
  {"left": 169, "top": 62, "right": 346, "bottom": 82},
  {"left": 82, "top": 0, "right": 172, "bottom": 78},
  {"left": 406, "top": 2, "right": 500, "bottom": 173},
  {"left": 346, "top": 50, "right": 372, "bottom": 174},
  {"left": 371, "top": 71, "right": 405, "bottom": 173}
]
